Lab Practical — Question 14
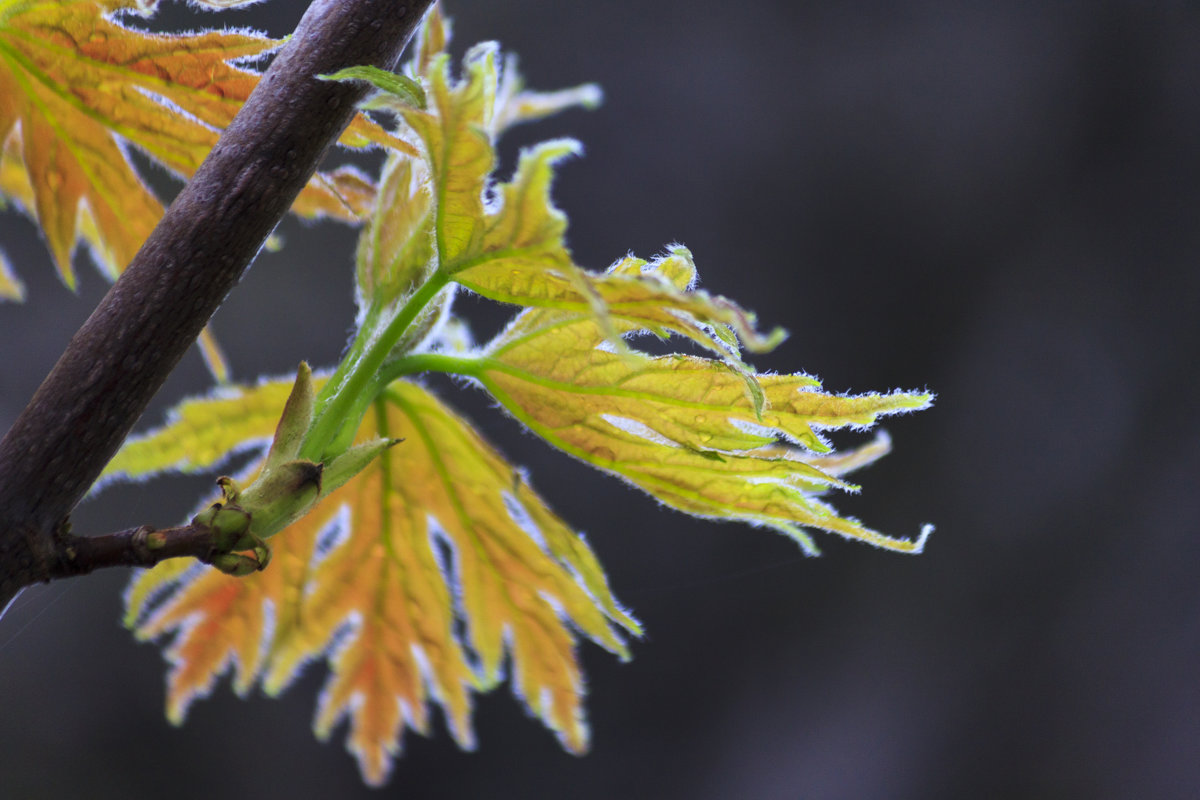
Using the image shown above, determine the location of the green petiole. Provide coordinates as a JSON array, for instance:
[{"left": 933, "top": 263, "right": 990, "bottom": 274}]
[{"left": 299, "top": 270, "right": 452, "bottom": 461}]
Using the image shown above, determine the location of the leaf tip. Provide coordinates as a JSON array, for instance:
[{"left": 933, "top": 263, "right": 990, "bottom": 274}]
[
  {"left": 911, "top": 523, "right": 935, "bottom": 554},
  {"left": 776, "top": 523, "right": 822, "bottom": 556},
  {"left": 575, "top": 83, "right": 604, "bottom": 110}
]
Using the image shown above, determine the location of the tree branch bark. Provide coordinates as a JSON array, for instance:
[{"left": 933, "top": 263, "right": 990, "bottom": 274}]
[
  {"left": 50, "top": 521, "right": 237, "bottom": 578},
  {"left": 0, "top": 0, "right": 433, "bottom": 607}
]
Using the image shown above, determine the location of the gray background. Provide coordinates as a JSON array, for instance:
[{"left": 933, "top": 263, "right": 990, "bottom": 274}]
[{"left": 1, "top": 1, "right": 1197, "bottom": 797}]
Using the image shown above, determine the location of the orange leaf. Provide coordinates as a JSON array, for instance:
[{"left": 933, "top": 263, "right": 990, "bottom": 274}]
[
  {"left": 0, "top": 0, "right": 403, "bottom": 285},
  {"left": 122, "top": 377, "right": 638, "bottom": 786}
]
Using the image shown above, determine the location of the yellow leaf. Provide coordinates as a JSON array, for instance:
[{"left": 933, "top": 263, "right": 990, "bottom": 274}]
[
  {"left": 454, "top": 156, "right": 784, "bottom": 407},
  {"left": 493, "top": 54, "right": 602, "bottom": 134},
  {"left": 470, "top": 282, "right": 933, "bottom": 554},
  {"left": 410, "top": 0, "right": 448, "bottom": 78},
  {"left": 474, "top": 138, "right": 578, "bottom": 277},
  {"left": 406, "top": 4, "right": 598, "bottom": 137},
  {"left": 390, "top": 21, "right": 601, "bottom": 273},
  {"left": 460, "top": 174, "right": 787, "bottom": 357},
  {"left": 0, "top": 0, "right": 401, "bottom": 283},
  {"left": 1, "top": 125, "right": 114, "bottom": 280},
  {"left": 400, "top": 48, "right": 495, "bottom": 267},
  {"left": 355, "top": 154, "right": 434, "bottom": 314},
  {"left": 347, "top": 10, "right": 605, "bottom": 328},
  {"left": 121, "top": 377, "right": 638, "bottom": 786},
  {"left": 100, "top": 378, "right": 294, "bottom": 484}
]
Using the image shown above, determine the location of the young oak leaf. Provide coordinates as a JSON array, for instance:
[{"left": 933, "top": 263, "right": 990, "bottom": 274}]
[
  {"left": 116, "top": 376, "right": 638, "bottom": 786},
  {"left": 456, "top": 275, "right": 933, "bottom": 554},
  {"left": 0, "top": 0, "right": 404, "bottom": 286}
]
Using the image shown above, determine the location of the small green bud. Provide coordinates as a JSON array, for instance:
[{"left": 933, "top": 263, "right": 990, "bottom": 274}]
[
  {"left": 193, "top": 502, "right": 252, "bottom": 552},
  {"left": 210, "top": 552, "right": 265, "bottom": 577},
  {"left": 263, "top": 363, "right": 315, "bottom": 472},
  {"left": 216, "top": 475, "right": 243, "bottom": 502}
]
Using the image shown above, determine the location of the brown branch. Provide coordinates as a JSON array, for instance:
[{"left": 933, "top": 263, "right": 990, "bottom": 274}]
[
  {"left": 0, "top": 0, "right": 433, "bottom": 606},
  {"left": 54, "top": 522, "right": 231, "bottom": 577}
]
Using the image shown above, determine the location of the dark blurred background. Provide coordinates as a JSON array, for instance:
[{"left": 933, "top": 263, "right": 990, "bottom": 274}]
[{"left": 2, "top": 1, "right": 1197, "bottom": 797}]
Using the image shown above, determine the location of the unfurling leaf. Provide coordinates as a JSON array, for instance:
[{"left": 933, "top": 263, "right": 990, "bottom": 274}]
[
  {"left": 119, "top": 377, "right": 638, "bottom": 786},
  {"left": 357, "top": 21, "right": 928, "bottom": 555},
  {"left": 400, "top": 47, "right": 496, "bottom": 269},
  {"left": 388, "top": 26, "right": 604, "bottom": 279},
  {"left": 384, "top": 44, "right": 782, "bottom": 375},
  {"left": 355, "top": 154, "right": 435, "bottom": 316},
  {"left": 321, "top": 64, "right": 427, "bottom": 111}
]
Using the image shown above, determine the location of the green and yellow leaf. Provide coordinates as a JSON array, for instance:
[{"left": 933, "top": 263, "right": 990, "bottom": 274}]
[
  {"left": 119, "top": 377, "right": 638, "bottom": 786},
  {"left": 450, "top": 139, "right": 785, "bottom": 361},
  {"left": 101, "top": 379, "right": 293, "bottom": 481},
  {"left": 400, "top": 47, "right": 495, "bottom": 268},
  {"left": 494, "top": 53, "right": 602, "bottom": 134},
  {"left": 409, "top": 0, "right": 447, "bottom": 78},
  {"left": 373, "top": 33, "right": 782, "bottom": 374},
  {"left": 344, "top": 7, "right": 610, "bottom": 343},
  {"left": 0, "top": 0, "right": 402, "bottom": 286},
  {"left": 355, "top": 154, "right": 434, "bottom": 315},
  {"left": 455, "top": 268, "right": 933, "bottom": 554}
]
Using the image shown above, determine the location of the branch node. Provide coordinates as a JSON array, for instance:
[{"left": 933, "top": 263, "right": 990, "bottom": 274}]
[{"left": 130, "top": 525, "right": 159, "bottom": 560}]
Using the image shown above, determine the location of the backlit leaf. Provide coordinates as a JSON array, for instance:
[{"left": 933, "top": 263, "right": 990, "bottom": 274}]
[
  {"left": 457, "top": 160, "right": 788, "bottom": 359},
  {"left": 101, "top": 4, "right": 932, "bottom": 789},
  {"left": 379, "top": 36, "right": 783, "bottom": 379},
  {"left": 0, "top": 0, "right": 403, "bottom": 286},
  {"left": 465, "top": 138, "right": 578, "bottom": 281},
  {"left": 355, "top": 153, "right": 434, "bottom": 316},
  {"left": 409, "top": 0, "right": 447, "bottom": 78},
  {"left": 494, "top": 53, "right": 602, "bottom": 134},
  {"left": 323, "top": 64, "right": 427, "bottom": 111},
  {"left": 465, "top": 261, "right": 933, "bottom": 554},
  {"left": 353, "top": 8, "right": 604, "bottom": 319},
  {"left": 0, "top": 123, "right": 117, "bottom": 282},
  {"left": 100, "top": 378, "right": 292, "bottom": 483},
  {"left": 120, "top": 377, "right": 638, "bottom": 786},
  {"left": 400, "top": 47, "right": 495, "bottom": 268}
]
